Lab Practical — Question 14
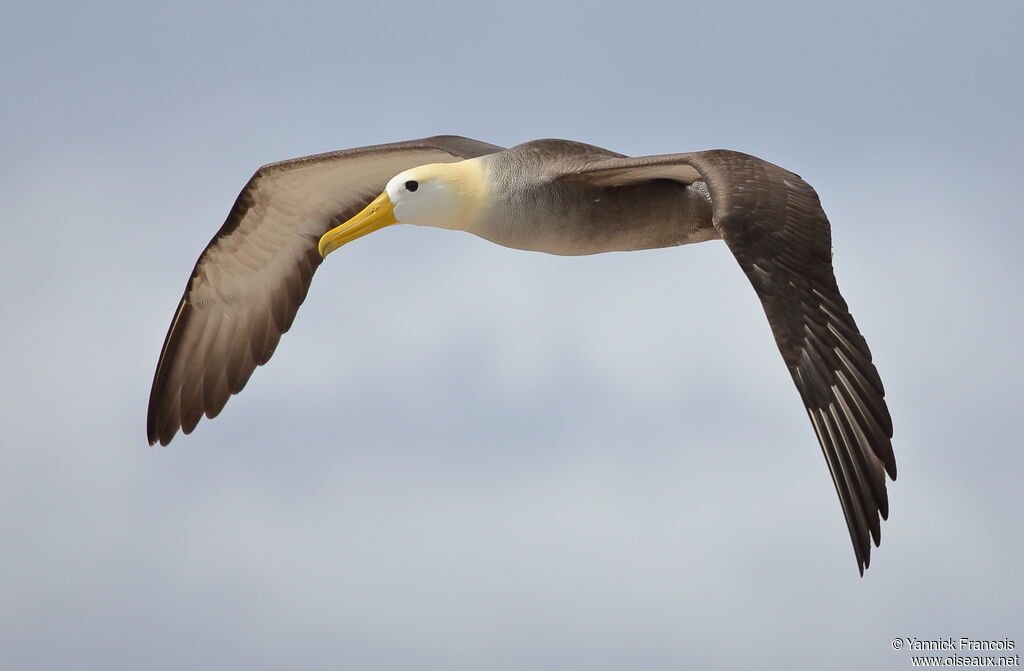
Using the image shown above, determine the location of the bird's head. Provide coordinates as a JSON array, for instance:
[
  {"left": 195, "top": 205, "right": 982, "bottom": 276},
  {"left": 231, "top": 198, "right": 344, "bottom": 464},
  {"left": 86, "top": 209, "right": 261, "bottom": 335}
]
[{"left": 318, "top": 160, "right": 489, "bottom": 257}]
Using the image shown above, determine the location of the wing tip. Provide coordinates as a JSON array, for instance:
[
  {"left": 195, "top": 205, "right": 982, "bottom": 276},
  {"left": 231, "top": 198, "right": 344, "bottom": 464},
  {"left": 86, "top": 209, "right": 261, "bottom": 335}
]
[{"left": 146, "top": 410, "right": 179, "bottom": 446}]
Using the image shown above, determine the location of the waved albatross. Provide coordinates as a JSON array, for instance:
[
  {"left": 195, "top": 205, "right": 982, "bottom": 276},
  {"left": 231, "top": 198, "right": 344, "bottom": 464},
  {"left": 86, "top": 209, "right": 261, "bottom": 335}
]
[{"left": 148, "top": 136, "right": 895, "bottom": 574}]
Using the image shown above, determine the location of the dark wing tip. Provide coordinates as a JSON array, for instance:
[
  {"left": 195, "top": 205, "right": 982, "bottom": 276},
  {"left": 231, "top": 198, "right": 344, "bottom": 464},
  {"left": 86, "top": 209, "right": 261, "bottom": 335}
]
[{"left": 147, "top": 297, "right": 190, "bottom": 446}]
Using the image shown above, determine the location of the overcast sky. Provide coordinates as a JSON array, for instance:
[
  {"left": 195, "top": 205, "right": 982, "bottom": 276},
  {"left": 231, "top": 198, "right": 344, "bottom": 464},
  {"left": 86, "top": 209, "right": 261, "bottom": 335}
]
[{"left": 1, "top": 1, "right": 1021, "bottom": 669}]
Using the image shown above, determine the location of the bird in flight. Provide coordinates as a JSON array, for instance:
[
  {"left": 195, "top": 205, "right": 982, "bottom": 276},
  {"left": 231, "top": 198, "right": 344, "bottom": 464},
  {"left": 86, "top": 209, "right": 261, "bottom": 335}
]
[{"left": 148, "top": 136, "right": 895, "bottom": 573}]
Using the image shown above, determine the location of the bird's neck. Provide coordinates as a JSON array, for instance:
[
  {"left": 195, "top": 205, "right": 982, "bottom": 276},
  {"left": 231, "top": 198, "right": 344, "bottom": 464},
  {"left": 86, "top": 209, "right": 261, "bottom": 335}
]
[{"left": 425, "top": 159, "right": 492, "bottom": 234}]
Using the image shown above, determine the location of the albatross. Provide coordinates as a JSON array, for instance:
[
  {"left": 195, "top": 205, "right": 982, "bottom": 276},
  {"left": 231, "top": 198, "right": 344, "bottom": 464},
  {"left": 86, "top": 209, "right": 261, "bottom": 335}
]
[{"left": 148, "top": 135, "right": 895, "bottom": 573}]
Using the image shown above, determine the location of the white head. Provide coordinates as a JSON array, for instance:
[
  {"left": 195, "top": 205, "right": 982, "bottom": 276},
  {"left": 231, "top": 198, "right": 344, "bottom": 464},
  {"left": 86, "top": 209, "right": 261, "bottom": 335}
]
[
  {"left": 384, "top": 165, "right": 479, "bottom": 230},
  {"left": 319, "top": 160, "right": 489, "bottom": 257}
]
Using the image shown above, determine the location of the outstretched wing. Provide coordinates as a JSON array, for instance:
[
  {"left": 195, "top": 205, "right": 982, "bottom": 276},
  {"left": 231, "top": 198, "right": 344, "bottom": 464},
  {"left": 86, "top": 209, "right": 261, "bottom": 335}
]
[
  {"left": 563, "top": 150, "right": 895, "bottom": 574},
  {"left": 148, "top": 136, "right": 504, "bottom": 446}
]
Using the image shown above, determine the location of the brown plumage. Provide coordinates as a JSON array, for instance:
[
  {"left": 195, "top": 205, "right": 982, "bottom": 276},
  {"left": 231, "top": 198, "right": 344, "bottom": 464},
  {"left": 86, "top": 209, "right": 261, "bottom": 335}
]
[{"left": 149, "top": 136, "right": 895, "bottom": 574}]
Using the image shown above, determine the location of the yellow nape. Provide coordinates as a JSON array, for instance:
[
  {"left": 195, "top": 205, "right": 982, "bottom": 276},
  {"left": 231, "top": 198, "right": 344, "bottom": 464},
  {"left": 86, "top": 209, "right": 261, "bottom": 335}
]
[{"left": 407, "top": 158, "right": 491, "bottom": 230}]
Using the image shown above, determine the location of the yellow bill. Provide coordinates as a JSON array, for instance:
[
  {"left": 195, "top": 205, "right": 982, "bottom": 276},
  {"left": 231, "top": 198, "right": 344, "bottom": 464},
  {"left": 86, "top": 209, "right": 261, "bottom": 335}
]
[{"left": 318, "top": 191, "right": 397, "bottom": 258}]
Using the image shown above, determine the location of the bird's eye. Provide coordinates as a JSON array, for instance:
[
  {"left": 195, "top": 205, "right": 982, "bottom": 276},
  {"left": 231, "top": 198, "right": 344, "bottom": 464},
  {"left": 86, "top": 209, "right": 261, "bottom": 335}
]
[{"left": 405, "top": 180, "right": 419, "bottom": 192}]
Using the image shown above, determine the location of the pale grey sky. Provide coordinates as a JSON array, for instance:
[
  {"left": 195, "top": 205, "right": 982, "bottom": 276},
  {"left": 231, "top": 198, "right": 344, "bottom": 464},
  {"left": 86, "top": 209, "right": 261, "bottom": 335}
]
[{"left": 1, "top": 1, "right": 1021, "bottom": 669}]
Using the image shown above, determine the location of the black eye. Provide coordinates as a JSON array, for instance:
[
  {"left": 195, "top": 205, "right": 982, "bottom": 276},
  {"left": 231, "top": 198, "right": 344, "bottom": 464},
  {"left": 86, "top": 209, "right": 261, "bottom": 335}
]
[{"left": 405, "top": 180, "right": 419, "bottom": 192}]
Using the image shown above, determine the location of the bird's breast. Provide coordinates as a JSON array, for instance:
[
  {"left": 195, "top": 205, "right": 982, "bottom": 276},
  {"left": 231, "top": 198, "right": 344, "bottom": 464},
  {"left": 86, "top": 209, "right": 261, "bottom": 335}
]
[{"left": 475, "top": 178, "right": 718, "bottom": 256}]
